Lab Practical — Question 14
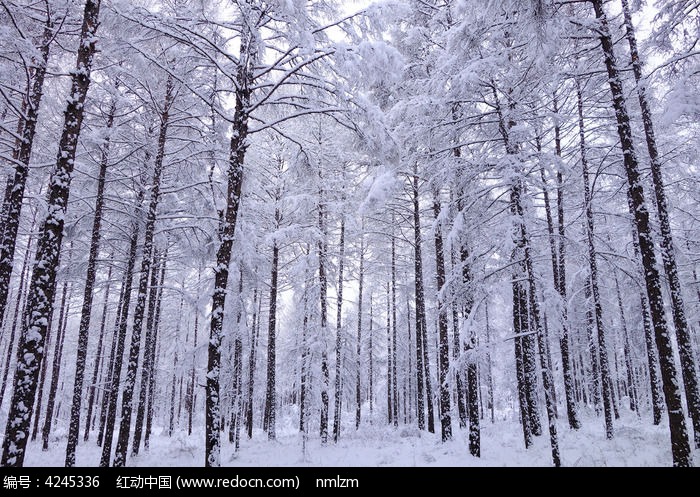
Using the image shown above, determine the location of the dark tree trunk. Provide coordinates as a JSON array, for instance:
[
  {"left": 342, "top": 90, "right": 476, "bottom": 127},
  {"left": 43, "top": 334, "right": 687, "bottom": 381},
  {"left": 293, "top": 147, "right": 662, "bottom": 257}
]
[
  {"left": 514, "top": 282, "right": 532, "bottom": 449},
  {"left": 590, "top": 0, "right": 692, "bottom": 466},
  {"left": 412, "top": 169, "right": 434, "bottom": 433},
  {"left": 369, "top": 299, "right": 374, "bottom": 420},
  {"left": 391, "top": 225, "right": 399, "bottom": 427},
  {"left": 245, "top": 287, "right": 258, "bottom": 439},
  {"left": 386, "top": 282, "right": 392, "bottom": 425},
  {"left": 0, "top": 13, "right": 52, "bottom": 330},
  {"left": 485, "top": 300, "right": 494, "bottom": 424},
  {"left": 333, "top": 218, "right": 345, "bottom": 441},
  {"left": 355, "top": 224, "right": 364, "bottom": 429},
  {"left": 113, "top": 76, "right": 174, "bottom": 467},
  {"left": 100, "top": 190, "right": 144, "bottom": 466},
  {"left": 206, "top": 32, "right": 252, "bottom": 466},
  {"left": 620, "top": 0, "right": 700, "bottom": 447},
  {"left": 1, "top": 1, "right": 101, "bottom": 466},
  {"left": 65, "top": 100, "right": 116, "bottom": 466},
  {"left": 318, "top": 193, "right": 330, "bottom": 444},
  {"left": 187, "top": 278, "right": 199, "bottom": 437},
  {"left": 577, "top": 82, "right": 614, "bottom": 439},
  {"left": 538, "top": 136, "right": 579, "bottom": 430},
  {"left": 265, "top": 241, "right": 279, "bottom": 441},
  {"left": 432, "top": 195, "right": 452, "bottom": 441}
]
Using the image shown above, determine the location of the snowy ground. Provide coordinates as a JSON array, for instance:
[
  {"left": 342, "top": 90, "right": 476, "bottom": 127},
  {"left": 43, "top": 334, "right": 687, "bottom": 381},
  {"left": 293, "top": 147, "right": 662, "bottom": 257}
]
[{"left": 24, "top": 412, "right": 700, "bottom": 467}]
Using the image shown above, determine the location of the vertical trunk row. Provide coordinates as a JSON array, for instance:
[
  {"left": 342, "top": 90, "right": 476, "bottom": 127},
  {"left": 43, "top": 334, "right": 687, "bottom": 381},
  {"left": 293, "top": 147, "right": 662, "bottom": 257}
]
[
  {"left": 83, "top": 260, "right": 113, "bottom": 442},
  {"left": 42, "top": 248, "right": 74, "bottom": 451},
  {"left": 0, "top": 11, "right": 53, "bottom": 329},
  {"left": 577, "top": 81, "right": 614, "bottom": 439},
  {"left": 1, "top": 0, "right": 101, "bottom": 467},
  {"left": 100, "top": 188, "right": 144, "bottom": 466},
  {"left": 590, "top": 0, "right": 692, "bottom": 466},
  {"left": 619, "top": 0, "right": 700, "bottom": 448},
  {"left": 131, "top": 250, "right": 162, "bottom": 455},
  {"left": 65, "top": 99, "right": 116, "bottom": 466},
  {"left": 113, "top": 76, "right": 174, "bottom": 468}
]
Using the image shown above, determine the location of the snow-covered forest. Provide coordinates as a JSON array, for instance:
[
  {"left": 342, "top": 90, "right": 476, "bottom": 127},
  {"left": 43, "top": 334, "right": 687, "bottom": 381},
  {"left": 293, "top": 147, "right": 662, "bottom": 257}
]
[{"left": 0, "top": 0, "right": 699, "bottom": 468}]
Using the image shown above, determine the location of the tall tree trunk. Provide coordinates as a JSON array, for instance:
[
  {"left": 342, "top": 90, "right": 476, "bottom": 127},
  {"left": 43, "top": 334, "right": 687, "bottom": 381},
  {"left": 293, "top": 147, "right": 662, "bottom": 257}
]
[
  {"left": 113, "top": 77, "right": 174, "bottom": 468},
  {"left": 355, "top": 224, "right": 364, "bottom": 429},
  {"left": 187, "top": 279, "right": 199, "bottom": 437},
  {"left": 456, "top": 188, "right": 479, "bottom": 454},
  {"left": 386, "top": 282, "right": 392, "bottom": 425},
  {"left": 65, "top": 100, "right": 116, "bottom": 466},
  {"left": 432, "top": 196, "right": 452, "bottom": 441},
  {"left": 265, "top": 240, "right": 279, "bottom": 441},
  {"left": 512, "top": 183, "right": 561, "bottom": 467},
  {"left": 590, "top": 0, "right": 692, "bottom": 466},
  {"left": 1, "top": 1, "right": 101, "bottom": 466},
  {"left": 577, "top": 82, "right": 614, "bottom": 439},
  {"left": 538, "top": 140, "right": 579, "bottom": 430},
  {"left": 369, "top": 298, "right": 374, "bottom": 420},
  {"left": 333, "top": 218, "right": 345, "bottom": 441},
  {"left": 206, "top": 31, "right": 252, "bottom": 467},
  {"left": 391, "top": 226, "right": 399, "bottom": 427},
  {"left": 100, "top": 190, "right": 144, "bottom": 466},
  {"left": 514, "top": 281, "right": 532, "bottom": 448},
  {"left": 412, "top": 168, "right": 434, "bottom": 433},
  {"left": 0, "top": 12, "right": 53, "bottom": 330},
  {"left": 620, "top": 0, "right": 700, "bottom": 447},
  {"left": 318, "top": 197, "right": 330, "bottom": 444},
  {"left": 245, "top": 287, "right": 258, "bottom": 438},
  {"left": 485, "top": 300, "right": 494, "bottom": 424}
]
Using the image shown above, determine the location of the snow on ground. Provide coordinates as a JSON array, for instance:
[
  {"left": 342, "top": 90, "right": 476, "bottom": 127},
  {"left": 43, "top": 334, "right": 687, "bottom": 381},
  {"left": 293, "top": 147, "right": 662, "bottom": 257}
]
[{"left": 23, "top": 412, "right": 700, "bottom": 467}]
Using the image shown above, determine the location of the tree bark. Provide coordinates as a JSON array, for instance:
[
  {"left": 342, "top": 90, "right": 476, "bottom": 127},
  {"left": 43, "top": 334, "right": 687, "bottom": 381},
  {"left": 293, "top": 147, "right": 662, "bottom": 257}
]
[
  {"left": 620, "top": 0, "right": 700, "bottom": 447},
  {"left": 577, "top": 81, "right": 614, "bottom": 439},
  {"left": 432, "top": 195, "right": 452, "bottom": 441},
  {"left": 1, "top": 0, "right": 101, "bottom": 466},
  {"left": 65, "top": 99, "right": 116, "bottom": 466},
  {"left": 264, "top": 240, "right": 279, "bottom": 441},
  {"left": 206, "top": 30, "right": 252, "bottom": 466},
  {"left": 100, "top": 189, "right": 144, "bottom": 466},
  {"left": 590, "top": 0, "right": 692, "bottom": 466},
  {"left": 333, "top": 218, "right": 345, "bottom": 441},
  {"left": 355, "top": 224, "right": 364, "bottom": 429},
  {"left": 0, "top": 11, "right": 53, "bottom": 330}
]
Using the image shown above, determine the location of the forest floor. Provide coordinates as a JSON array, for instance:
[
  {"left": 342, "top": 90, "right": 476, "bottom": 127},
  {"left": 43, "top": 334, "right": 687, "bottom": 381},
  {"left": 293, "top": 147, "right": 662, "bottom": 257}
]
[{"left": 23, "top": 411, "right": 700, "bottom": 467}]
